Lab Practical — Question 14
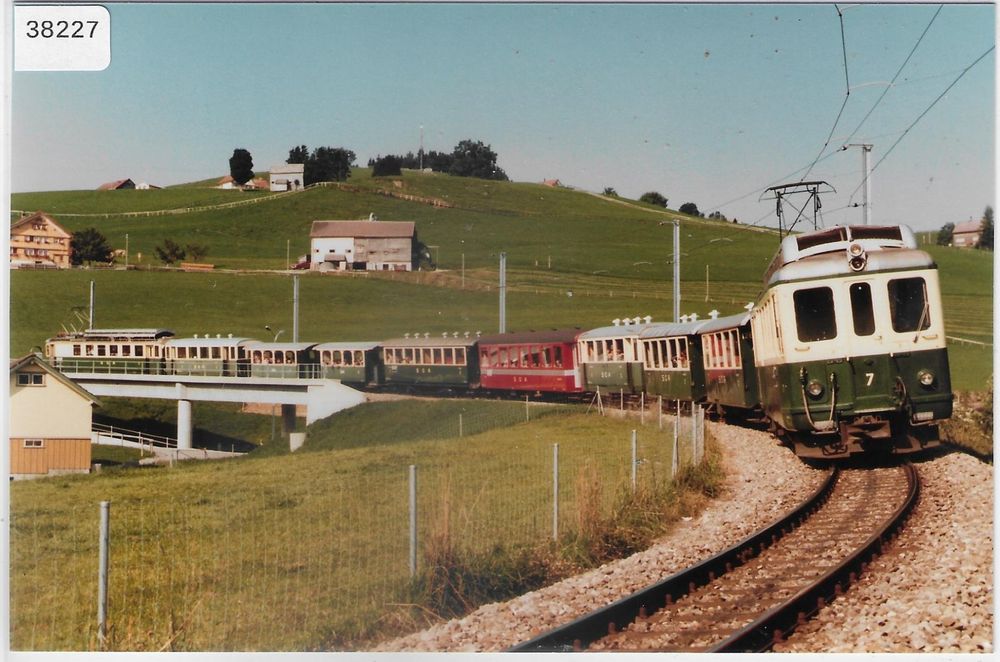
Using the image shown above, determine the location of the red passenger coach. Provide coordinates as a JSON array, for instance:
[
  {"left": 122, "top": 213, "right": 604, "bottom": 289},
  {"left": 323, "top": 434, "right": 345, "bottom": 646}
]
[{"left": 477, "top": 329, "right": 584, "bottom": 394}]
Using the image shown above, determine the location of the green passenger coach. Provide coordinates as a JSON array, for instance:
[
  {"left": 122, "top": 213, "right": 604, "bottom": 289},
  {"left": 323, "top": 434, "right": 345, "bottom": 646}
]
[
  {"left": 749, "top": 225, "right": 952, "bottom": 458},
  {"left": 381, "top": 335, "right": 479, "bottom": 388}
]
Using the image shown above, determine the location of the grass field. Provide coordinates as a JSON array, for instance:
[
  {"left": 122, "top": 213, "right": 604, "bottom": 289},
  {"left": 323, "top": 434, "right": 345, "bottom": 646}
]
[{"left": 10, "top": 403, "right": 711, "bottom": 651}]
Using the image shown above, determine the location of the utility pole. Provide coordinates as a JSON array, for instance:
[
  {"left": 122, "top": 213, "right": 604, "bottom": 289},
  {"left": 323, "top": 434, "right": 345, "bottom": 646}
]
[
  {"left": 419, "top": 125, "right": 424, "bottom": 170},
  {"left": 89, "top": 280, "right": 95, "bottom": 329},
  {"left": 499, "top": 252, "right": 507, "bottom": 333},
  {"left": 124, "top": 233, "right": 129, "bottom": 269},
  {"left": 673, "top": 222, "right": 680, "bottom": 323},
  {"left": 292, "top": 275, "right": 299, "bottom": 342},
  {"left": 844, "top": 143, "right": 873, "bottom": 225},
  {"left": 705, "top": 264, "right": 709, "bottom": 302}
]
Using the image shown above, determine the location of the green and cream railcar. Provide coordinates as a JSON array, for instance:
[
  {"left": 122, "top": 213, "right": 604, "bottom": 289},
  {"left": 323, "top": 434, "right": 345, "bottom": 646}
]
[
  {"left": 44, "top": 328, "right": 174, "bottom": 374},
  {"left": 381, "top": 335, "right": 478, "bottom": 388},
  {"left": 244, "top": 342, "right": 321, "bottom": 379},
  {"left": 578, "top": 320, "right": 655, "bottom": 395},
  {"left": 638, "top": 321, "right": 708, "bottom": 401},
  {"left": 750, "top": 225, "right": 951, "bottom": 458},
  {"left": 699, "top": 313, "right": 760, "bottom": 412},
  {"left": 164, "top": 335, "right": 253, "bottom": 377},
  {"left": 314, "top": 341, "right": 382, "bottom": 385}
]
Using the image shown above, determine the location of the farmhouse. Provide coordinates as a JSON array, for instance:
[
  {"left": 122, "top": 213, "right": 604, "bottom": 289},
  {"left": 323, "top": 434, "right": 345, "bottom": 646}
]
[
  {"left": 9, "top": 211, "right": 73, "bottom": 268},
  {"left": 310, "top": 218, "right": 415, "bottom": 271},
  {"left": 97, "top": 178, "right": 136, "bottom": 190},
  {"left": 9, "top": 354, "right": 99, "bottom": 479},
  {"left": 951, "top": 219, "right": 984, "bottom": 248},
  {"left": 270, "top": 164, "right": 305, "bottom": 192}
]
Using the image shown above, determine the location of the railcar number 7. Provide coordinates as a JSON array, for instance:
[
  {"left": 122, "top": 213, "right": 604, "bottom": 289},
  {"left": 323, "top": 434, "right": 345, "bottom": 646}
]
[{"left": 865, "top": 372, "right": 875, "bottom": 387}]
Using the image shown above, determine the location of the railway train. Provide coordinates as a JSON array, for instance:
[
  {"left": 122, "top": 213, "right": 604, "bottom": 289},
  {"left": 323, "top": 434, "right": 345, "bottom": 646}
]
[{"left": 44, "top": 224, "right": 952, "bottom": 458}]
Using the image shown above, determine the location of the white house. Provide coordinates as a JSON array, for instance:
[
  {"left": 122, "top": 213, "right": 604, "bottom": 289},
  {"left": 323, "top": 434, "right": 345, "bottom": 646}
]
[
  {"left": 270, "top": 164, "right": 305, "bottom": 192},
  {"left": 309, "top": 219, "right": 415, "bottom": 271}
]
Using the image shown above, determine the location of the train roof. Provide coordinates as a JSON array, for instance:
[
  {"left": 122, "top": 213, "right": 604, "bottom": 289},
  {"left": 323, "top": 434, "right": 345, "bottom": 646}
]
[
  {"left": 477, "top": 329, "right": 582, "bottom": 345},
  {"left": 51, "top": 328, "right": 175, "bottom": 341},
  {"left": 312, "top": 341, "right": 381, "bottom": 351},
  {"left": 165, "top": 336, "right": 254, "bottom": 347},
  {"left": 694, "top": 312, "right": 751, "bottom": 334},
  {"left": 242, "top": 341, "right": 318, "bottom": 351},
  {"left": 382, "top": 335, "right": 478, "bottom": 348},
  {"left": 766, "top": 248, "right": 935, "bottom": 288},
  {"left": 579, "top": 322, "right": 659, "bottom": 340},
  {"left": 638, "top": 320, "right": 713, "bottom": 338}
]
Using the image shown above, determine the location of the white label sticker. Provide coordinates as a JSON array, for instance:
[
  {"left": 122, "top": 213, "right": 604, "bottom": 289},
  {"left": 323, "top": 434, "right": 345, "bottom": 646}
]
[{"left": 14, "top": 5, "right": 111, "bottom": 72}]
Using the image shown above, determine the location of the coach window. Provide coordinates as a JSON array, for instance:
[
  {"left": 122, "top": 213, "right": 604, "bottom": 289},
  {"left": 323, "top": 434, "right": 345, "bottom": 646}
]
[
  {"left": 793, "top": 286, "right": 837, "bottom": 342},
  {"left": 97, "top": 345, "right": 107, "bottom": 357},
  {"left": 850, "top": 282, "right": 876, "bottom": 336},
  {"left": 456, "top": 348, "right": 466, "bottom": 364},
  {"left": 73, "top": 344, "right": 82, "bottom": 356},
  {"left": 888, "top": 277, "right": 930, "bottom": 333}
]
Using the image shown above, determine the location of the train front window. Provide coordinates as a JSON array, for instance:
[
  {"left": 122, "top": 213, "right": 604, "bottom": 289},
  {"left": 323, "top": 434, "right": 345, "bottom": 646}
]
[
  {"left": 793, "top": 287, "right": 837, "bottom": 342},
  {"left": 889, "top": 277, "right": 930, "bottom": 332},
  {"left": 849, "top": 283, "right": 876, "bottom": 336}
]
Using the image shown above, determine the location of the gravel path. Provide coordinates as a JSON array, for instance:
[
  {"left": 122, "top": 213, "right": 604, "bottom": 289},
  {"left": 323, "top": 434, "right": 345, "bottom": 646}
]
[{"left": 375, "top": 422, "right": 824, "bottom": 652}]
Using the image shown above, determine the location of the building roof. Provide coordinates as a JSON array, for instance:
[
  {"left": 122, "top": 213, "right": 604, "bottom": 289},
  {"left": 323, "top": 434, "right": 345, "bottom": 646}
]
[
  {"left": 310, "top": 220, "right": 416, "bottom": 239},
  {"left": 10, "top": 354, "right": 101, "bottom": 406},
  {"left": 97, "top": 178, "right": 135, "bottom": 190},
  {"left": 270, "top": 163, "right": 305, "bottom": 175},
  {"left": 10, "top": 211, "right": 72, "bottom": 237},
  {"left": 954, "top": 220, "right": 984, "bottom": 234}
]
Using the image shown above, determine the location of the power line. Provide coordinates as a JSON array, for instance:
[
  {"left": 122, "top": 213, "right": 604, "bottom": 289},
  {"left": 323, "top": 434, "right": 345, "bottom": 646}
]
[{"left": 848, "top": 44, "right": 995, "bottom": 203}]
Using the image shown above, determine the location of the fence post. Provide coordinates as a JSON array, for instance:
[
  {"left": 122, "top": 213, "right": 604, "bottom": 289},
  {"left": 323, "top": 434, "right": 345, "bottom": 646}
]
[
  {"left": 459, "top": 413, "right": 463, "bottom": 438},
  {"left": 97, "top": 501, "right": 110, "bottom": 649},
  {"left": 691, "top": 405, "right": 698, "bottom": 464},
  {"left": 640, "top": 393, "right": 645, "bottom": 425},
  {"left": 525, "top": 395, "right": 530, "bottom": 422},
  {"left": 671, "top": 418, "right": 679, "bottom": 480},
  {"left": 409, "top": 465, "right": 417, "bottom": 576},
  {"left": 620, "top": 389, "right": 624, "bottom": 413},
  {"left": 552, "top": 444, "right": 559, "bottom": 541},
  {"left": 658, "top": 395, "right": 663, "bottom": 430},
  {"left": 631, "top": 430, "right": 638, "bottom": 491}
]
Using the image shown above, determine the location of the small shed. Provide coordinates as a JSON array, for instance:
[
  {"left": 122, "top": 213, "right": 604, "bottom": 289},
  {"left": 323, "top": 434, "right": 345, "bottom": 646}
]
[
  {"left": 270, "top": 164, "right": 305, "bottom": 192},
  {"left": 310, "top": 219, "right": 415, "bottom": 271},
  {"left": 952, "top": 220, "right": 984, "bottom": 248},
  {"left": 9, "top": 354, "right": 99, "bottom": 479}
]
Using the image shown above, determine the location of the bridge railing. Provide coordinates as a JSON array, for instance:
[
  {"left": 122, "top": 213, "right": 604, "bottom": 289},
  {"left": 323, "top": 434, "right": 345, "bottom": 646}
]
[
  {"left": 92, "top": 422, "right": 177, "bottom": 450},
  {"left": 55, "top": 358, "right": 325, "bottom": 380}
]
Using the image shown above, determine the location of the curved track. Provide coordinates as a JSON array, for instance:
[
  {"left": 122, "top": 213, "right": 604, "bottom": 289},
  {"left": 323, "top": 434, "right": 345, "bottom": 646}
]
[{"left": 510, "top": 463, "right": 919, "bottom": 652}]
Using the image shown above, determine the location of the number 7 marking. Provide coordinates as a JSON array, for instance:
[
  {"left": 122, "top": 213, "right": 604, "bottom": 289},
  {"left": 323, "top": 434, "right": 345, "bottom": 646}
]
[{"left": 865, "top": 372, "right": 875, "bottom": 387}]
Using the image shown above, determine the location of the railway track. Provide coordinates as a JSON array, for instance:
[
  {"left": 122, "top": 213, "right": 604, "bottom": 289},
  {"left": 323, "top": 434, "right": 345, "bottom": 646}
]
[{"left": 510, "top": 462, "right": 919, "bottom": 653}]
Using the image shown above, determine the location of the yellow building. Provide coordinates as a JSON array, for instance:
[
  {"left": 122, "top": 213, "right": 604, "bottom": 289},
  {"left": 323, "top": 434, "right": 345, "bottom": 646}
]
[
  {"left": 9, "top": 211, "right": 73, "bottom": 268},
  {"left": 9, "top": 355, "right": 99, "bottom": 479}
]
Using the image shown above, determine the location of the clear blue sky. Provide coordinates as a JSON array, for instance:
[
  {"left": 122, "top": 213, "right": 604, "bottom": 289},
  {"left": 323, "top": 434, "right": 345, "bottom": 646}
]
[{"left": 10, "top": 2, "right": 995, "bottom": 231}]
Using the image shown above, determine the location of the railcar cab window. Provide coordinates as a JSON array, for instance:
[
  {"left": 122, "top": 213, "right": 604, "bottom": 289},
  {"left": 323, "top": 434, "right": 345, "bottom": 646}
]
[
  {"left": 888, "top": 277, "right": 930, "bottom": 332},
  {"left": 850, "top": 283, "right": 876, "bottom": 336},
  {"left": 793, "top": 286, "right": 837, "bottom": 342}
]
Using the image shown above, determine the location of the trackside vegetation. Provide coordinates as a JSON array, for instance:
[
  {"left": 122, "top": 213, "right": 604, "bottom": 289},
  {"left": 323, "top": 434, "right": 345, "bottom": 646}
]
[{"left": 10, "top": 403, "right": 720, "bottom": 651}]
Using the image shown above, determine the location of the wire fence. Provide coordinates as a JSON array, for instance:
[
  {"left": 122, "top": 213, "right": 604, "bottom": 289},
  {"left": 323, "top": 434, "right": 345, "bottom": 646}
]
[{"left": 10, "top": 405, "right": 706, "bottom": 652}]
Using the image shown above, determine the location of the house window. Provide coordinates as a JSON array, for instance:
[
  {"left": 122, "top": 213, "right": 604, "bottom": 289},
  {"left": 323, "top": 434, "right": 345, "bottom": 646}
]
[
  {"left": 23, "top": 439, "right": 44, "bottom": 448},
  {"left": 16, "top": 373, "right": 45, "bottom": 386}
]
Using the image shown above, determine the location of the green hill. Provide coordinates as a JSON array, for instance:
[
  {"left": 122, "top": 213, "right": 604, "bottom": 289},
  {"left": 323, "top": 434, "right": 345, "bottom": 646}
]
[{"left": 9, "top": 170, "right": 992, "bottom": 389}]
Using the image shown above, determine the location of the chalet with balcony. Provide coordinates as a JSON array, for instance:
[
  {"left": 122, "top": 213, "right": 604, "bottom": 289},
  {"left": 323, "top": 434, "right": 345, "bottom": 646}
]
[{"left": 10, "top": 211, "right": 72, "bottom": 268}]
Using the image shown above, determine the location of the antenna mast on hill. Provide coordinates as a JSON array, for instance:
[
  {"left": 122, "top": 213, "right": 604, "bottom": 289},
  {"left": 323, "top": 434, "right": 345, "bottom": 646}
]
[{"left": 760, "top": 181, "right": 836, "bottom": 241}]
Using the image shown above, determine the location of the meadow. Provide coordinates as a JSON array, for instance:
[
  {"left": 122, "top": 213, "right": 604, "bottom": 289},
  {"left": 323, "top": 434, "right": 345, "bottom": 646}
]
[{"left": 10, "top": 402, "right": 714, "bottom": 651}]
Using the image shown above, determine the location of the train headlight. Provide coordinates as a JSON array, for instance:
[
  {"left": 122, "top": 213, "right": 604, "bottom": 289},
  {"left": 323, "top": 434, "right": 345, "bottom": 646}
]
[
  {"left": 917, "top": 370, "right": 936, "bottom": 388},
  {"left": 806, "top": 379, "right": 825, "bottom": 398},
  {"left": 847, "top": 243, "right": 867, "bottom": 271}
]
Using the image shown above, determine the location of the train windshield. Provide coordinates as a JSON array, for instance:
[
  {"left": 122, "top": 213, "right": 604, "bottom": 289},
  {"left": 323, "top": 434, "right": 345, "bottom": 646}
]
[
  {"left": 793, "top": 286, "right": 837, "bottom": 342},
  {"left": 849, "top": 283, "right": 876, "bottom": 336},
  {"left": 889, "top": 277, "right": 930, "bottom": 332}
]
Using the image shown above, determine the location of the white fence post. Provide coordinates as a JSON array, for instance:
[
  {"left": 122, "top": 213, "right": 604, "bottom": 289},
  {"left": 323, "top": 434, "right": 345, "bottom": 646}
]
[
  {"left": 631, "top": 429, "right": 638, "bottom": 491},
  {"left": 640, "top": 393, "right": 645, "bottom": 425},
  {"left": 409, "top": 465, "right": 417, "bottom": 576},
  {"left": 459, "top": 413, "right": 463, "bottom": 438},
  {"left": 97, "top": 501, "right": 110, "bottom": 649},
  {"left": 552, "top": 444, "right": 559, "bottom": 541},
  {"left": 658, "top": 395, "right": 663, "bottom": 430}
]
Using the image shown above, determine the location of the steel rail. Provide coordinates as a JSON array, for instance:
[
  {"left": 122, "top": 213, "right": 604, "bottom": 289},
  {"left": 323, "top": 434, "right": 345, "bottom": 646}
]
[{"left": 508, "top": 465, "right": 839, "bottom": 652}]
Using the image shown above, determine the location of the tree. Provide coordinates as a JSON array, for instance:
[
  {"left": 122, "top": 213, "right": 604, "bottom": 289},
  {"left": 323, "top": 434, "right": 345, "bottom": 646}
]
[
  {"left": 448, "top": 139, "right": 508, "bottom": 181},
  {"left": 978, "top": 206, "right": 993, "bottom": 251},
  {"left": 186, "top": 243, "right": 209, "bottom": 262},
  {"left": 679, "top": 202, "right": 702, "bottom": 217},
  {"left": 155, "top": 239, "right": 186, "bottom": 265},
  {"left": 371, "top": 155, "right": 402, "bottom": 177},
  {"left": 70, "top": 228, "right": 113, "bottom": 266},
  {"left": 936, "top": 222, "right": 955, "bottom": 246},
  {"left": 639, "top": 191, "right": 668, "bottom": 207},
  {"left": 708, "top": 211, "right": 729, "bottom": 221},
  {"left": 228, "top": 148, "right": 254, "bottom": 186},
  {"left": 296, "top": 146, "right": 355, "bottom": 185},
  {"left": 287, "top": 145, "right": 309, "bottom": 164},
  {"left": 603, "top": 187, "right": 618, "bottom": 197},
  {"left": 412, "top": 234, "right": 435, "bottom": 270}
]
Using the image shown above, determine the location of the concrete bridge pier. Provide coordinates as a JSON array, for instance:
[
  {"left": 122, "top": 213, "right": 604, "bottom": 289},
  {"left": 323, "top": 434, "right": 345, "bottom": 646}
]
[
  {"left": 177, "top": 398, "right": 193, "bottom": 450},
  {"left": 281, "top": 404, "right": 297, "bottom": 437}
]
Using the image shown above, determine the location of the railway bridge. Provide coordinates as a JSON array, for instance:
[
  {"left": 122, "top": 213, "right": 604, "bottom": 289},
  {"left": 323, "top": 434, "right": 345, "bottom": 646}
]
[{"left": 68, "top": 371, "right": 366, "bottom": 450}]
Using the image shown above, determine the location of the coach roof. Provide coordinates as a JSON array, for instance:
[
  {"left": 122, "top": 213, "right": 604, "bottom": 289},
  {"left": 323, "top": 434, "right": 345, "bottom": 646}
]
[{"left": 478, "top": 329, "right": 582, "bottom": 345}]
